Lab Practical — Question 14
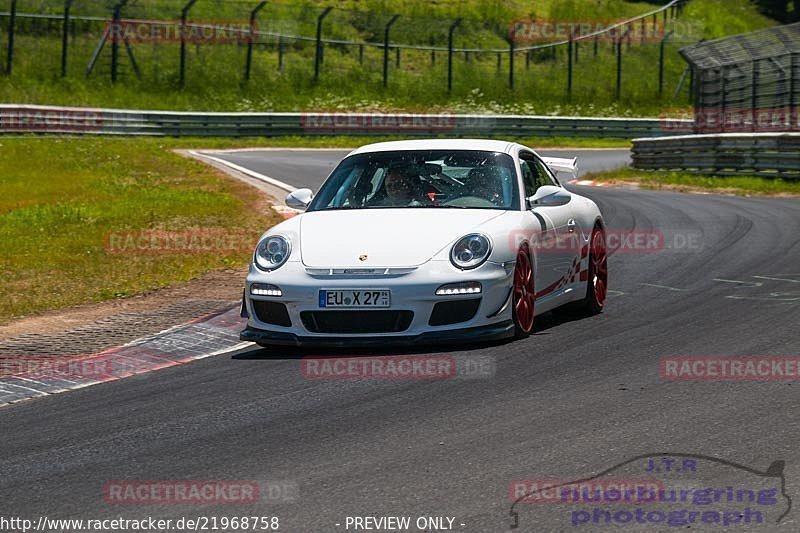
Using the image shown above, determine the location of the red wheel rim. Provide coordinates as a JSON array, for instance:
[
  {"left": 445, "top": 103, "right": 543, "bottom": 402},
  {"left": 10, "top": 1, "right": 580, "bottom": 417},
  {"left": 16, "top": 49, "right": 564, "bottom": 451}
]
[
  {"left": 513, "top": 247, "right": 535, "bottom": 333},
  {"left": 591, "top": 230, "right": 608, "bottom": 307}
]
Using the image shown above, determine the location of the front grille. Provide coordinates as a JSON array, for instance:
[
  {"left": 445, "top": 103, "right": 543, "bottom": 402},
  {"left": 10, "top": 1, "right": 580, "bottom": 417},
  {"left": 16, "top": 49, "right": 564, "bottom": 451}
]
[
  {"left": 301, "top": 310, "right": 413, "bottom": 334},
  {"left": 252, "top": 300, "right": 292, "bottom": 327},
  {"left": 429, "top": 298, "right": 481, "bottom": 326}
]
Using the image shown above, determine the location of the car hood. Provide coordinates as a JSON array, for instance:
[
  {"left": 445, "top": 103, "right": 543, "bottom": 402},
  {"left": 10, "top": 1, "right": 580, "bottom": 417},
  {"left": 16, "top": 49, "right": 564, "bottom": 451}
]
[{"left": 299, "top": 209, "right": 505, "bottom": 268}]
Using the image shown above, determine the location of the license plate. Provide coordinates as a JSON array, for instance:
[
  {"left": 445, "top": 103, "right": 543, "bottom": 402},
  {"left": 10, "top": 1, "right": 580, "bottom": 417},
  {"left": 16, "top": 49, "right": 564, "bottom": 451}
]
[{"left": 319, "top": 289, "right": 391, "bottom": 308}]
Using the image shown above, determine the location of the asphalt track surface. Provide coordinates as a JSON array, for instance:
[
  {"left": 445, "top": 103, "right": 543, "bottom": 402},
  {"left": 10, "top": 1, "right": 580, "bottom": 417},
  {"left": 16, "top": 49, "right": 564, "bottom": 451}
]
[{"left": 1, "top": 148, "right": 799, "bottom": 532}]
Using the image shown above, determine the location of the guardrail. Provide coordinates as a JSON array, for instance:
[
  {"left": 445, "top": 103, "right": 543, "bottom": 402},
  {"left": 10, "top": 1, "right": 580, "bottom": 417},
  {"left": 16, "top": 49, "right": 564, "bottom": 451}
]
[
  {"left": 0, "top": 104, "right": 688, "bottom": 138},
  {"left": 632, "top": 133, "right": 800, "bottom": 178}
]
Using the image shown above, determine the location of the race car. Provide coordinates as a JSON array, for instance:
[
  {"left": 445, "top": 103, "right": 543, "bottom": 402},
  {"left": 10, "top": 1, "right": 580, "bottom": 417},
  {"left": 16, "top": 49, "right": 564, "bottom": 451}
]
[{"left": 240, "top": 139, "right": 607, "bottom": 347}]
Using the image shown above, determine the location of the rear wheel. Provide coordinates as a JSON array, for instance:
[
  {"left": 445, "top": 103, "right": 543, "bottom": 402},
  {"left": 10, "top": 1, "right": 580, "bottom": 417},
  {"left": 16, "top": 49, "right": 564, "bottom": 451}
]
[
  {"left": 578, "top": 225, "right": 608, "bottom": 314},
  {"left": 512, "top": 245, "right": 536, "bottom": 338}
]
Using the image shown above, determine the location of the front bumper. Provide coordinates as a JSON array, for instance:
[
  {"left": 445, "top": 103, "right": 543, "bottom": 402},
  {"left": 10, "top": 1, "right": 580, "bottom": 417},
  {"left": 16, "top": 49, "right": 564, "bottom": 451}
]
[
  {"left": 240, "top": 320, "right": 514, "bottom": 347},
  {"left": 240, "top": 259, "right": 515, "bottom": 346}
]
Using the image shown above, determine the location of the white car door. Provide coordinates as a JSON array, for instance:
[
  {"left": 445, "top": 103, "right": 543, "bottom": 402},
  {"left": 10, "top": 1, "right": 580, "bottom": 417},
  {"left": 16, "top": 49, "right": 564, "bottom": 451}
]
[{"left": 519, "top": 151, "right": 578, "bottom": 302}]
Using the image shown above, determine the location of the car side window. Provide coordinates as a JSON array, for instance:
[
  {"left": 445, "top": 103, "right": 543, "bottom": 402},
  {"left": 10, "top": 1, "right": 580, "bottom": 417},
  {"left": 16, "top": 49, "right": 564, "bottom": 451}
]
[
  {"left": 519, "top": 156, "right": 538, "bottom": 198},
  {"left": 520, "top": 153, "right": 552, "bottom": 196},
  {"left": 533, "top": 157, "right": 558, "bottom": 187}
]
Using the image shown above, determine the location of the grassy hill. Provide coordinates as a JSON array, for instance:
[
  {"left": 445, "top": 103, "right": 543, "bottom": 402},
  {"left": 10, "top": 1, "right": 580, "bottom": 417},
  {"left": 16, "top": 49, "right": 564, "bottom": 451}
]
[{"left": 0, "top": 0, "right": 778, "bottom": 115}]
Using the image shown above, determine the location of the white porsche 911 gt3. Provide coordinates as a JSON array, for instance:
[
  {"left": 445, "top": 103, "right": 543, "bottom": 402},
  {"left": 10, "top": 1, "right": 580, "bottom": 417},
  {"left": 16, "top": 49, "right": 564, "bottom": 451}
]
[{"left": 240, "top": 139, "right": 607, "bottom": 347}]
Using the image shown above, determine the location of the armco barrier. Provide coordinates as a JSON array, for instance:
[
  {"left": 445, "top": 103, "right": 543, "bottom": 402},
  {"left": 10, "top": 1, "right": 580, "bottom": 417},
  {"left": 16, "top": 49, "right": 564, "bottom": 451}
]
[
  {"left": 632, "top": 133, "right": 800, "bottom": 178},
  {"left": 0, "top": 105, "right": 688, "bottom": 138}
]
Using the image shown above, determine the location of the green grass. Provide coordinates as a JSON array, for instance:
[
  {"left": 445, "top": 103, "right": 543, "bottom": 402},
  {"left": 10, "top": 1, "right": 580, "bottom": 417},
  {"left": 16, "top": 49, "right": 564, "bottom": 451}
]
[
  {"left": 0, "top": 0, "right": 777, "bottom": 115},
  {"left": 0, "top": 137, "right": 281, "bottom": 323},
  {"left": 585, "top": 167, "right": 800, "bottom": 196}
]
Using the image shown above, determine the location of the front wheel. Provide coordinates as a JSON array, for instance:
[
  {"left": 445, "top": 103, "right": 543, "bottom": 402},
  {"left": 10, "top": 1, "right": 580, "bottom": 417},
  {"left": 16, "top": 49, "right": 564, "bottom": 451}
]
[
  {"left": 512, "top": 245, "right": 536, "bottom": 338},
  {"left": 577, "top": 225, "right": 608, "bottom": 315}
]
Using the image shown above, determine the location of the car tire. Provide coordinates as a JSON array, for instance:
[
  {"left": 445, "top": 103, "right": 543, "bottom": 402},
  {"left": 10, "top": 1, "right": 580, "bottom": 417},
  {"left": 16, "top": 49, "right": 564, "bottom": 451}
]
[
  {"left": 512, "top": 244, "right": 536, "bottom": 338},
  {"left": 577, "top": 224, "right": 608, "bottom": 315}
]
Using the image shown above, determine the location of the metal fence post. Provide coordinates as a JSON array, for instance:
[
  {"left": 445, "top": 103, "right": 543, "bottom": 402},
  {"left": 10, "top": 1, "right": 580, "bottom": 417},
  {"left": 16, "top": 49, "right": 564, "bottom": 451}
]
[
  {"left": 789, "top": 53, "right": 798, "bottom": 131},
  {"left": 616, "top": 33, "right": 623, "bottom": 100},
  {"left": 610, "top": 27, "right": 616, "bottom": 53},
  {"left": 247, "top": 5, "right": 269, "bottom": 76},
  {"left": 179, "top": 0, "right": 198, "bottom": 86},
  {"left": 720, "top": 66, "right": 728, "bottom": 132},
  {"left": 245, "top": 1, "right": 267, "bottom": 83},
  {"left": 111, "top": 0, "right": 128, "bottom": 83},
  {"left": 641, "top": 18, "right": 646, "bottom": 44},
  {"left": 692, "top": 68, "right": 701, "bottom": 133},
  {"left": 358, "top": 43, "right": 363, "bottom": 64},
  {"left": 382, "top": 14, "right": 399, "bottom": 88},
  {"left": 567, "top": 28, "right": 574, "bottom": 99},
  {"left": 314, "top": 7, "right": 333, "bottom": 82},
  {"left": 5, "top": 0, "right": 17, "bottom": 76},
  {"left": 751, "top": 58, "right": 760, "bottom": 132},
  {"left": 508, "top": 37, "right": 515, "bottom": 90},
  {"left": 447, "top": 18, "right": 461, "bottom": 93},
  {"left": 658, "top": 30, "right": 673, "bottom": 98},
  {"left": 61, "top": 0, "right": 73, "bottom": 76},
  {"left": 593, "top": 35, "right": 598, "bottom": 56},
  {"left": 790, "top": 53, "right": 797, "bottom": 131},
  {"left": 395, "top": 46, "right": 400, "bottom": 67}
]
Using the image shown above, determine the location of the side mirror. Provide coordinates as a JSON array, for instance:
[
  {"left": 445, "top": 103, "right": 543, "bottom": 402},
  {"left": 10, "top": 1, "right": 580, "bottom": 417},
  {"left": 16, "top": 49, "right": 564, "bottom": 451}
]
[
  {"left": 285, "top": 188, "right": 313, "bottom": 210},
  {"left": 528, "top": 185, "right": 571, "bottom": 208}
]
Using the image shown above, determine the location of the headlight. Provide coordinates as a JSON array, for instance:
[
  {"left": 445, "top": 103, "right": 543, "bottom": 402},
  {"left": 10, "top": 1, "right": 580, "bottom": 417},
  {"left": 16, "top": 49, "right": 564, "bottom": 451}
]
[
  {"left": 450, "top": 233, "right": 491, "bottom": 270},
  {"left": 254, "top": 235, "right": 290, "bottom": 271}
]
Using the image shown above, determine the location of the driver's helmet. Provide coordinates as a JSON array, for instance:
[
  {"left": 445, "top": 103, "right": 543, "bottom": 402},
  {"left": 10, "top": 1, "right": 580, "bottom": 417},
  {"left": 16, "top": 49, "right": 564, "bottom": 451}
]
[{"left": 384, "top": 165, "right": 422, "bottom": 198}]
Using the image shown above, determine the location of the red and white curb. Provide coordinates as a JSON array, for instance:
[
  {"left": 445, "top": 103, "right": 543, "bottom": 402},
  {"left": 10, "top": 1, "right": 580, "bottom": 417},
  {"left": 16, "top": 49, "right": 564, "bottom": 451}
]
[
  {"left": 188, "top": 150, "right": 303, "bottom": 219},
  {"left": 0, "top": 307, "right": 252, "bottom": 408},
  {"left": 188, "top": 151, "right": 297, "bottom": 193},
  {"left": 272, "top": 204, "right": 303, "bottom": 219},
  {"left": 571, "top": 179, "right": 612, "bottom": 188}
]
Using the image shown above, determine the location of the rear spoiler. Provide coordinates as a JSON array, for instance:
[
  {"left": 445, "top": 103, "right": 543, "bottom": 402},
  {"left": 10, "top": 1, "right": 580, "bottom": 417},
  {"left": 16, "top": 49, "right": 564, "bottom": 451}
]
[{"left": 541, "top": 157, "right": 578, "bottom": 180}]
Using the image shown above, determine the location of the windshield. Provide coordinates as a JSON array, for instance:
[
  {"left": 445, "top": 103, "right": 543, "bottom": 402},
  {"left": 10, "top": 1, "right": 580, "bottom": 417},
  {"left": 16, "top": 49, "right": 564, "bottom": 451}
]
[{"left": 307, "top": 150, "right": 519, "bottom": 211}]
